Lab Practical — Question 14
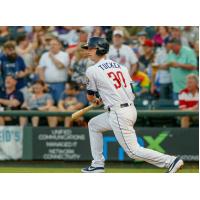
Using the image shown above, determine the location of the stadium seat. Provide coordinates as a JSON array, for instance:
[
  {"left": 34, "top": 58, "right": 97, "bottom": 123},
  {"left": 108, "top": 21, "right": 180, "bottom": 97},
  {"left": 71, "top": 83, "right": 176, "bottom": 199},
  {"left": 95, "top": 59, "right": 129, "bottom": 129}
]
[
  {"left": 149, "top": 99, "right": 179, "bottom": 127},
  {"left": 134, "top": 98, "right": 151, "bottom": 127},
  {"left": 152, "top": 99, "right": 179, "bottom": 110}
]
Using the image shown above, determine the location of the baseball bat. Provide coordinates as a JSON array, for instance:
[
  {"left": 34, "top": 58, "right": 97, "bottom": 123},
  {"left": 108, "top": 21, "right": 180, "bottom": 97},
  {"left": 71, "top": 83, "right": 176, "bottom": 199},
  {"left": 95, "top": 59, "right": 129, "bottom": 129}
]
[{"left": 71, "top": 104, "right": 95, "bottom": 121}]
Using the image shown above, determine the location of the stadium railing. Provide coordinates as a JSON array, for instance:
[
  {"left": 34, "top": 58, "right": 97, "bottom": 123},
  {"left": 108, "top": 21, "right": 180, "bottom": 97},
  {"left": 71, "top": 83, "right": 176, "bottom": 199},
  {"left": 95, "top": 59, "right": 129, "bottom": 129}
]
[{"left": 0, "top": 110, "right": 198, "bottom": 117}]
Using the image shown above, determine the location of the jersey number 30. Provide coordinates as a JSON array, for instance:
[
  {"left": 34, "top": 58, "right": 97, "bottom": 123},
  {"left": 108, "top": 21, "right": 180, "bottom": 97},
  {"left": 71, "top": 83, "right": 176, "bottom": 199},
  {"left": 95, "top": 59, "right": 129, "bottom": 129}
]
[{"left": 107, "top": 71, "right": 127, "bottom": 89}]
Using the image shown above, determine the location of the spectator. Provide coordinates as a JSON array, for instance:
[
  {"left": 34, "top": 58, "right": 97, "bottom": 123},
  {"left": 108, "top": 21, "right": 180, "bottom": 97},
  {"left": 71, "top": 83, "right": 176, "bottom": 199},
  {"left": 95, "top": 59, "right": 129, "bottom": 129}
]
[
  {"left": 16, "top": 34, "right": 36, "bottom": 69},
  {"left": 152, "top": 40, "right": 173, "bottom": 99},
  {"left": 0, "top": 26, "right": 12, "bottom": 46},
  {"left": 153, "top": 26, "right": 170, "bottom": 47},
  {"left": 136, "top": 31, "right": 147, "bottom": 56},
  {"left": 107, "top": 29, "right": 138, "bottom": 75},
  {"left": 139, "top": 39, "right": 155, "bottom": 72},
  {"left": 68, "top": 43, "right": 93, "bottom": 87},
  {"left": 131, "top": 64, "right": 150, "bottom": 98},
  {"left": 170, "top": 27, "right": 189, "bottom": 46},
  {"left": 165, "top": 38, "right": 198, "bottom": 100},
  {"left": 182, "top": 26, "right": 199, "bottom": 48},
  {"left": 194, "top": 40, "right": 199, "bottom": 70},
  {"left": 38, "top": 37, "right": 70, "bottom": 103},
  {"left": 178, "top": 74, "right": 199, "bottom": 128},
  {"left": 57, "top": 82, "right": 88, "bottom": 127},
  {"left": 66, "top": 26, "right": 92, "bottom": 59},
  {"left": 0, "top": 41, "right": 28, "bottom": 91},
  {"left": 31, "top": 28, "right": 51, "bottom": 59},
  {"left": 21, "top": 80, "right": 57, "bottom": 127},
  {"left": 0, "top": 74, "right": 24, "bottom": 126},
  {"left": 55, "top": 26, "right": 79, "bottom": 48},
  {"left": 92, "top": 26, "right": 105, "bottom": 38}
]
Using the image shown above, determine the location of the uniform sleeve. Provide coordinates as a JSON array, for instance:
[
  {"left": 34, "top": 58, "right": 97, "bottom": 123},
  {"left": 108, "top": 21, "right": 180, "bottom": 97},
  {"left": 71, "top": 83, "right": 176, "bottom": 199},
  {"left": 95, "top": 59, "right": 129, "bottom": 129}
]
[
  {"left": 86, "top": 68, "right": 97, "bottom": 93},
  {"left": 127, "top": 46, "right": 138, "bottom": 64}
]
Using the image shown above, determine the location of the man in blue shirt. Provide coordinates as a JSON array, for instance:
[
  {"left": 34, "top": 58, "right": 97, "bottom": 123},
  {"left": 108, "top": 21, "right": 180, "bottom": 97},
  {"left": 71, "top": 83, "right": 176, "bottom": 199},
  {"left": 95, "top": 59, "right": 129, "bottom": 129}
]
[
  {"left": 0, "top": 74, "right": 24, "bottom": 125},
  {"left": 0, "top": 41, "right": 28, "bottom": 90}
]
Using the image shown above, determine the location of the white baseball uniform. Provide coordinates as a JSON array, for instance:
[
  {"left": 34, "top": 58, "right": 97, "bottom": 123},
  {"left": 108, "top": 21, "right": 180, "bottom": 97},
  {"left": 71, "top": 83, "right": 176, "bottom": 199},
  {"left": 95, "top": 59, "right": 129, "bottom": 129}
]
[{"left": 86, "top": 58, "right": 176, "bottom": 168}]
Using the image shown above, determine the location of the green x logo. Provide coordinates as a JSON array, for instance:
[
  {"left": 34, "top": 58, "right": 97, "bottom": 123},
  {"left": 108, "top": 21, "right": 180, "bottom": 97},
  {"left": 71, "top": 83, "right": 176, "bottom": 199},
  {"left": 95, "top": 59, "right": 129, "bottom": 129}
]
[{"left": 143, "top": 132, "right": 169, "bottom": 153}]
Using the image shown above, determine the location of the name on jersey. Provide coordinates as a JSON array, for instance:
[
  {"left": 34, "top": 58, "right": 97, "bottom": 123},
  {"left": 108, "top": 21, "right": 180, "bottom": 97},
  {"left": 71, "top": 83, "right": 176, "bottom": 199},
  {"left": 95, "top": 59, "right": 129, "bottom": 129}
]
[{"left": 98, "top": 62, "right": 121, "bottom": 70}]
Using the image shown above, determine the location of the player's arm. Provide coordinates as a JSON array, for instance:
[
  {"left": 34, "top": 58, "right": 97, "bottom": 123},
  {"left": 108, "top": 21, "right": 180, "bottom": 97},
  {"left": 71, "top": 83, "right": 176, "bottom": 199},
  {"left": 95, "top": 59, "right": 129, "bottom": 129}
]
[
  {"left": 86, "top": 68, "right": 102, "bottom": 106},
  {"left": 87, "top": 91, "right": 102, "bottom": 106}
]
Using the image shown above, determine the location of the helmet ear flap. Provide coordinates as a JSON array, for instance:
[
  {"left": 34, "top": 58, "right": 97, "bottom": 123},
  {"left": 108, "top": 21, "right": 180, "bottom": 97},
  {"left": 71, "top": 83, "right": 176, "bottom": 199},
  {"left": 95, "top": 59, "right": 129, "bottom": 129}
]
[
  {"left": 96, "top": 47, "right": 106, "bottom": 56},
  {"left": 96, "top": 40, "right": 109, "bottom": 56}
]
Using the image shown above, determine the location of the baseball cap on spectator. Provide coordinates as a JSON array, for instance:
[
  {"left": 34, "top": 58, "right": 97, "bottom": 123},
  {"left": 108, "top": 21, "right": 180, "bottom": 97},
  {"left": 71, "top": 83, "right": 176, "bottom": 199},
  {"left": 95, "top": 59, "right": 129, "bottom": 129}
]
[
  {"left": 137, "top": 31, "right": 147, "bottom": 36},
  {"left": 113, "top": 30, "right": 124, "bottom": 37},
  {"left": 143, "top": 39, "right": 154, "bottom": 47}
]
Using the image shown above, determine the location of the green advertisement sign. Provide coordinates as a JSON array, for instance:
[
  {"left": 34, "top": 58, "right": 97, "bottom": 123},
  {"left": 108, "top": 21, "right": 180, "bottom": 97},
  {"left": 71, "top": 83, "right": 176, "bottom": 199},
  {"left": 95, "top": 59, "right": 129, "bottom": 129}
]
[{"left": 23, "top": 127, "right": 199, "bottom": 161}]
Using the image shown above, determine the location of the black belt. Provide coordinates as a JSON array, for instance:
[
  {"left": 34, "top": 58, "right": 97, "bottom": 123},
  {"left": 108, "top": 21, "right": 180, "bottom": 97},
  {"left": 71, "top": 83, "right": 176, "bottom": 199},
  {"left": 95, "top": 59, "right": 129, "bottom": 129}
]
[{"left": 108, "top": 103, "right": 131, "bottom": 112}]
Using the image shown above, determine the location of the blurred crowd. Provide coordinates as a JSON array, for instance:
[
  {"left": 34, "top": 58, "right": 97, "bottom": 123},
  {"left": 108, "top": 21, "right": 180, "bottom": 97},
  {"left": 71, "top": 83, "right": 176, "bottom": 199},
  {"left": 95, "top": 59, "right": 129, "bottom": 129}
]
[{"left": 0, "top": 26, "right": 199, "bottom": 128}]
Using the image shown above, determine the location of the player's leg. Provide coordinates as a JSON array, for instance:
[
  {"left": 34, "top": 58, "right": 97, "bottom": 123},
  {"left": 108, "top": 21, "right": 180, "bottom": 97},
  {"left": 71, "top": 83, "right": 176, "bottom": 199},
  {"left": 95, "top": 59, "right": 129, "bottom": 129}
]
[
  {"left": 81, "top": 112, "right": 112, "bottom": 172},
  {"left": 88, "top": 112, "right": 112, "bottom": 167},
  {"left": 109, "top": 106, "right": 183, "bottom": 171}
]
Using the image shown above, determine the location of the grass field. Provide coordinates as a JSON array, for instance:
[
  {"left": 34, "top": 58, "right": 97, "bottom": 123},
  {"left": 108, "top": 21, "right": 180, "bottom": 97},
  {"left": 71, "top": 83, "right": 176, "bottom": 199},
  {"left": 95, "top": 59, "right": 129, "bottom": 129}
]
[{"left": 0, "top": 161, "right": 198, "bottom": 173}]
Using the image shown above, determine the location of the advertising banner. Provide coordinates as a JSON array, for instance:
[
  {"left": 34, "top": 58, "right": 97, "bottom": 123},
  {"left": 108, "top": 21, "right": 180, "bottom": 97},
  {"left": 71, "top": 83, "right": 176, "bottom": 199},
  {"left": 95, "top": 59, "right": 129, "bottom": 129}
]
[
  {"left": 23, "top": 127, "right": 199, "bottom": 161},
  {"left": 0, "top": 126, "right": 23, "bottom": 160}
]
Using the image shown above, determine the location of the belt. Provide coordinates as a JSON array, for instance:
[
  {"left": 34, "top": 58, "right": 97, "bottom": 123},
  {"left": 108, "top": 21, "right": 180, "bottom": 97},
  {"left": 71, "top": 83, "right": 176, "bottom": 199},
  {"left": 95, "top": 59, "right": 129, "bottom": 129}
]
[{"left": 107, "top": 103, "right": 132, "bottom": 112}]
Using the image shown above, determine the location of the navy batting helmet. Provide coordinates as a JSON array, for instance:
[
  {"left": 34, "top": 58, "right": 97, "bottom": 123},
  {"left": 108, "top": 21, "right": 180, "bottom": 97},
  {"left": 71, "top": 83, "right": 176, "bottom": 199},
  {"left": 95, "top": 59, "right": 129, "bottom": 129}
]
[{"left": 81, "top": 37, "right": 109, "bottom": 56}]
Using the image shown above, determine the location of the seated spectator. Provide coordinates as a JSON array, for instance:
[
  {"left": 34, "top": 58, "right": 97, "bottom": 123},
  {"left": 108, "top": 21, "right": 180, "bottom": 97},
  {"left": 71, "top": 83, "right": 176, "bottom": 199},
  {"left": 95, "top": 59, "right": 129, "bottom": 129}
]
[
  {"left": 38, "top": 37, "right": 70, "bottom": 103},
  {"left": 178, "top": 74, "right": 199, "bottom": 128},
  {"left": 68, "top": 43, "right": 93, "bottom": 88},
  {"left": 165, "top": 38, "right": 198, "bottom": 100},
  {"left": 21, "top": 80, "right": 57, "bottom": 127},
  {"left": 57, "top": 82, "right": 88, "bottom": 127},
  {"left": 0, "top": 74, "right": 24, "bottom": 126},
  {"left": 0, "top": 41, "right": 28, "bottom": 91},
  {"left": 107, "top": 29, "right": 138, "bottom": 75},
  {"left": 131, "top": 65, "right": 150, "bottom": 98}
]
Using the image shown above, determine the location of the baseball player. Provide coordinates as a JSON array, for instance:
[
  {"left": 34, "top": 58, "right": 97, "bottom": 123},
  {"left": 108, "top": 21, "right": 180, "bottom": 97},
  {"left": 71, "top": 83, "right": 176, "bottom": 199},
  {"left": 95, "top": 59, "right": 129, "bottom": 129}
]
[{"left": 81, "top": 37, "right": 184, "bottom": 173}]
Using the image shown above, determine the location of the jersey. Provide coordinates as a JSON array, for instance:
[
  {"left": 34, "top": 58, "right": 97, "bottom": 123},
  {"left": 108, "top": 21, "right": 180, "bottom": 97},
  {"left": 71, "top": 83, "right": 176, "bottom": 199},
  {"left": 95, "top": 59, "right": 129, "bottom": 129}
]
[{"left": 86, "top": 58, "right": 135, "bottom": 109}]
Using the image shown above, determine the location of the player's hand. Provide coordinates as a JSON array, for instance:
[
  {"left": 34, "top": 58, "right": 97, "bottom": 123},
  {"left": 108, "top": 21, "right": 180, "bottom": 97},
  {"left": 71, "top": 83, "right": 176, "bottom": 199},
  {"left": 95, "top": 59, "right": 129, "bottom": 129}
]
[{"left": 93, "top": 98, "right": 102, "bottom": 106}]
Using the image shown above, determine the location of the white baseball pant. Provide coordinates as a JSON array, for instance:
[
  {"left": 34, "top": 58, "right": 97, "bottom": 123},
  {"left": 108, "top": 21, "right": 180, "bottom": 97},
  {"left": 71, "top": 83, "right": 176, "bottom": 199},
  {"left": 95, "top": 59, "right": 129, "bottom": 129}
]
[{"left": 88, "top": 105, "right": 176, "bottom": 168}]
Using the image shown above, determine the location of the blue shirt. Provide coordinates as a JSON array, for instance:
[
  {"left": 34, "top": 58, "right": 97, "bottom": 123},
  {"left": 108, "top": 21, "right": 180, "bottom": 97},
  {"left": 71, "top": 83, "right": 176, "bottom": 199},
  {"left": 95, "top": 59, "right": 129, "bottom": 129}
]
[
  {"left": 0, "top": 90, "right": 24, "bottom": 110},
  {"left": 0, "top": 54, "right": 27, "bottom": 90}
]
